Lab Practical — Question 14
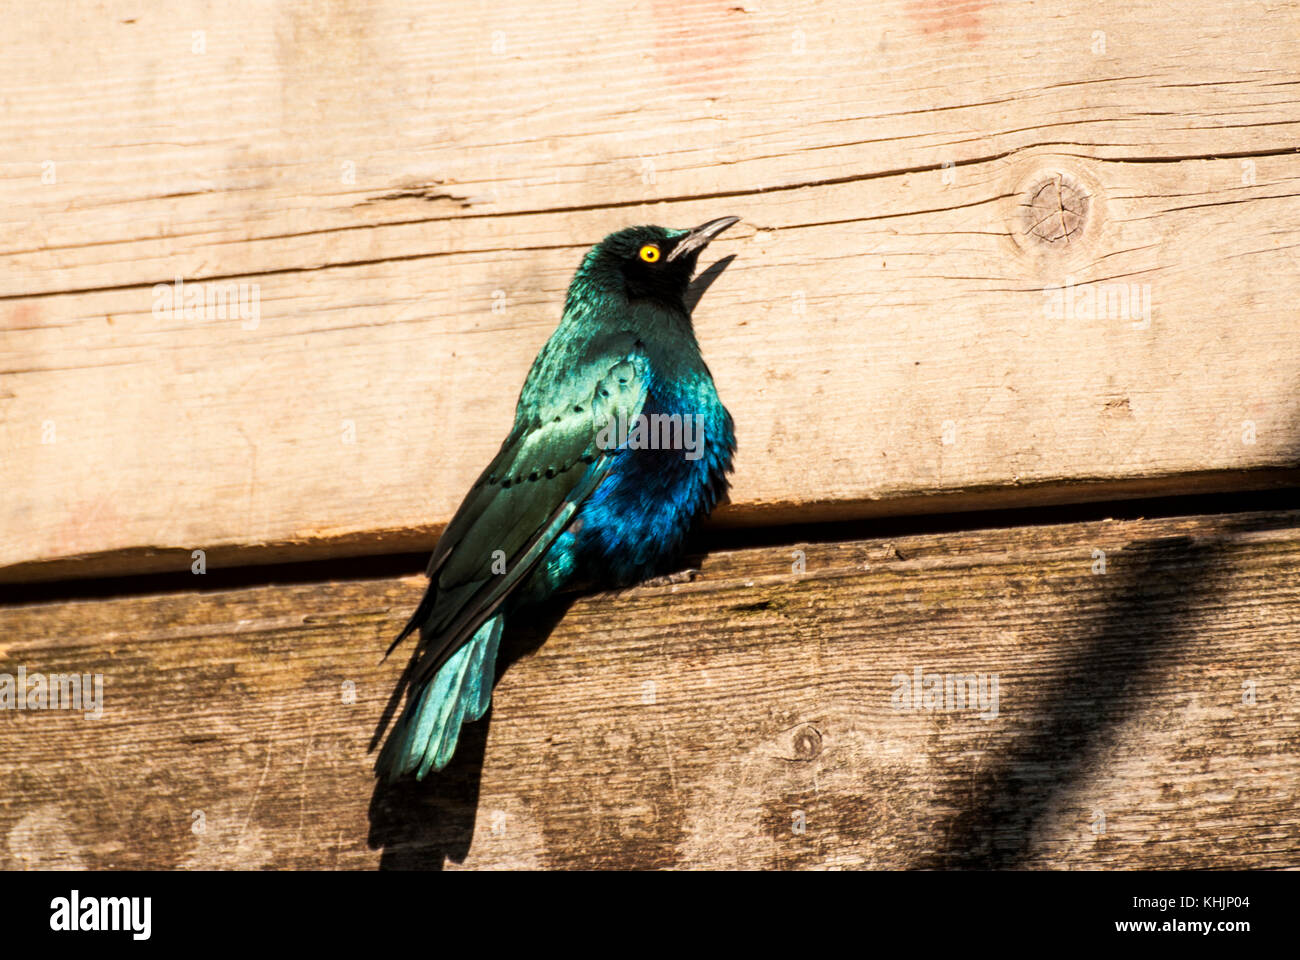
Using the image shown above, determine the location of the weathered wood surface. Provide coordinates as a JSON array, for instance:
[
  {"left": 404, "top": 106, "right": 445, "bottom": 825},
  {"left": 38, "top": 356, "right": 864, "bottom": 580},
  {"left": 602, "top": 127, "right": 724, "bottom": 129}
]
[
  {"left": 1, "top": 509, "right": 1296, "bottom": 869},
  {"left": 4, "top": 0, "right": 1300, "bottom": 581}
]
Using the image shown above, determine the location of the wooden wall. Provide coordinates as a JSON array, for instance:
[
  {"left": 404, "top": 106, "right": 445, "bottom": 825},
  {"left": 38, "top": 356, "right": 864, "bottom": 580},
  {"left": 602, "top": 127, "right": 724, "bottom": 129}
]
[{"left": 1, "top": 0, "right": 1297, "bottom": 868}]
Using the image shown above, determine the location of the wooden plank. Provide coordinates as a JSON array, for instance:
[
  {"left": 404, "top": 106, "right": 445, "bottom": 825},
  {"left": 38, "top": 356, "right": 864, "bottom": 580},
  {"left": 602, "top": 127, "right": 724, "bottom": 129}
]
[
  {"left": 4, "top": 0, "right": 1300, "bottom": 581},
  {"left": 1, "top": 509, "right": 1296, "bottom": 869}
]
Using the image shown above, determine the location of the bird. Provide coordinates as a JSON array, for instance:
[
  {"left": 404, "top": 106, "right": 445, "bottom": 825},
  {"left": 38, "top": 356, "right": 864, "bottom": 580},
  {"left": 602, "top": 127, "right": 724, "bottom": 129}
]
[{"left": 376, "top": 216, "right": 740, "bottom": 781}]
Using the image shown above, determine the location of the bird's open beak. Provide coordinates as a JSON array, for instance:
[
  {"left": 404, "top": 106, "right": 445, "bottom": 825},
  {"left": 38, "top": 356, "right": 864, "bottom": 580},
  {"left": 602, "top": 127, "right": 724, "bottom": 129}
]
[{"left": 667, "top": 216, "right": 741, "bottom": 262}]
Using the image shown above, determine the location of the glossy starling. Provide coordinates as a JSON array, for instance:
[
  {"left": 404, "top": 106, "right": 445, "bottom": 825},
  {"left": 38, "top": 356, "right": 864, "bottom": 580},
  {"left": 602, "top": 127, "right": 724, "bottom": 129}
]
[{"left": 377, "top": 217, "right": 739, "bottom": 780}]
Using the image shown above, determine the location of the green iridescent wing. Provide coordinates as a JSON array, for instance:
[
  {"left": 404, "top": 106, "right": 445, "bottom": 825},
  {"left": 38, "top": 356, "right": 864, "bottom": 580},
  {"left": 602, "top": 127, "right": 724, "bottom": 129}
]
[{"left": 390, "top": 335, "right": 650, "bottom": 688}]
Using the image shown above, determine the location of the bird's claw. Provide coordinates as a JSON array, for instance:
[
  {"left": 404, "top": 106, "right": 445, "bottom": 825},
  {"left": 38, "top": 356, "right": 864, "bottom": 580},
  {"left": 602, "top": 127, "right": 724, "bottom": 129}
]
[{"left": 639, "top": 568, "right": 700, "bottom": 588}]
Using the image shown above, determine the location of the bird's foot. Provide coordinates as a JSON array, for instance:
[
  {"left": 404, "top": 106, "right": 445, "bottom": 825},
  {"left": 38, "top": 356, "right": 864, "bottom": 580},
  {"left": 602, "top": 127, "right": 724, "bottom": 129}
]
[{"left": 640, "top": 568, "right": 700, "bottom": 588}]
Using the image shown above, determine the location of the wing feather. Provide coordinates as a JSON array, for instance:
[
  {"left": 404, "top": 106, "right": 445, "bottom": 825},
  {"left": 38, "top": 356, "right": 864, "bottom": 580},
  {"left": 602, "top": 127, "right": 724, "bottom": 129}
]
[{"left": 389, "top": 337, "right": 650, "bottom": 684}]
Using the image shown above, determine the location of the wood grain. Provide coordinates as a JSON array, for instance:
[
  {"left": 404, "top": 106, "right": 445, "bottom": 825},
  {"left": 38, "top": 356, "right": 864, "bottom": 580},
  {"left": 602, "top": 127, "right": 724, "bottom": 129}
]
[
  {"left": 1, "top": 509, "right": 1296, "bottom": 869},
  {"left": 3, "top": 0, "right": 1300, "bottom": 581}
]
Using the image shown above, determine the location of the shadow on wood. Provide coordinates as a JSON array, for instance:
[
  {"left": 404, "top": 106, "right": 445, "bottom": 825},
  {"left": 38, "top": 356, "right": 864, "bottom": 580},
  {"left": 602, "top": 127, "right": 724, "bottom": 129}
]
[
  {"left": 367, "top": 596, "right": 574, "bottom": 870},
  {"left": 923, "top": 433, "right": 1300, "bottom": 867},
  {"left": 684, "top": 254, "right": 736, "bottom": 316}
]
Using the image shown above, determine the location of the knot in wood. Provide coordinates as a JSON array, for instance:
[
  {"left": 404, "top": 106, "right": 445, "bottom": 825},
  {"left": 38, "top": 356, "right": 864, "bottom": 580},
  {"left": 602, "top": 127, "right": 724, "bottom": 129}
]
[
  {"left": 1023, "top": 172, "right": 1089, "bottom": 246},
  {"left": 792, "top": 724, "right": 823, "bottom": 760}
]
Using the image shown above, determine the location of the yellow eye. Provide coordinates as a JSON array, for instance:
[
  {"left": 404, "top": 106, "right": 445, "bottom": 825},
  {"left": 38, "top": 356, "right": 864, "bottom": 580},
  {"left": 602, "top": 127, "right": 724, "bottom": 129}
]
[{"left": 639, "top": 243, "right": 661, "bottom": 263}]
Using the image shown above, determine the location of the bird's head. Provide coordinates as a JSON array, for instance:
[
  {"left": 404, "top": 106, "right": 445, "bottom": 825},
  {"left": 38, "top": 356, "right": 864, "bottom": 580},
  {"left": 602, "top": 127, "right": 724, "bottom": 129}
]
[{"left": 572, "top": 217, "right": 740, "bottom": 310}]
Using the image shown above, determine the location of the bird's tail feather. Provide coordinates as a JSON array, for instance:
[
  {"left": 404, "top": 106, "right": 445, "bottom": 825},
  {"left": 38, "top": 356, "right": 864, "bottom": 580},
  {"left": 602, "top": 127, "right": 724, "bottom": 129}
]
[{"left": 377, "top": 614, "right": 503, "bottom": 781}]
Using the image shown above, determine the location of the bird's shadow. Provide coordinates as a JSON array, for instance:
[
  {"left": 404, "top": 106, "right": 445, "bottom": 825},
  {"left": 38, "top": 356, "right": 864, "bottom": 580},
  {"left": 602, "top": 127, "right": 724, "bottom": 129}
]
[
  {"left": 366, "top": 595, "right": 574, "bottom": 869},
  {"left": 366, "top": 253, "right": 734, "bottom": 869},
  {"left": 685, "top": 254, "right": 736, "bottom": 315}
]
